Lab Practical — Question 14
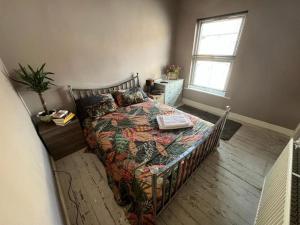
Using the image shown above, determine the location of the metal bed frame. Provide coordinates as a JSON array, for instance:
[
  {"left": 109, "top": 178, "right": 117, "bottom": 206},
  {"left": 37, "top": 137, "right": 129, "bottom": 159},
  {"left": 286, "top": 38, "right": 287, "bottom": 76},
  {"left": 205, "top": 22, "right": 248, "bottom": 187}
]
[
  {"left": 151, "top": 106, "right": 229, "bottom": 219},
  {"left": 68, "top": 74, "right": 230, "bottom": 223},
  {"left": 69, "top": 74, "right": 140, "bottom": 101}
]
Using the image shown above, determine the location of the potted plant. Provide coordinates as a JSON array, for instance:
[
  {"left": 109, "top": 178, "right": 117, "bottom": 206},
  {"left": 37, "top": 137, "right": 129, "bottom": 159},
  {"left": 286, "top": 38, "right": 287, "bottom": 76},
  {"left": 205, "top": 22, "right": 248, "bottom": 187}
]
[
  {"left": 165, "top": 64, "right": 181, "bottom": 80},
  {"left": 11, "top": 63, "right": 56, "bottom": 122}
]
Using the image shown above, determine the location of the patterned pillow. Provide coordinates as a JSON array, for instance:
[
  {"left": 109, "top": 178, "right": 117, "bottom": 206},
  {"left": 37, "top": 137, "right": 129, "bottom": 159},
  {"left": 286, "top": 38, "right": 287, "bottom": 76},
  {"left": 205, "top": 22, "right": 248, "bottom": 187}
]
[
  {"left": 84, "top": 94, "right": 117, "bottom": 118},
  {"left": 130, "top": 87, "right": 148, "bottom": 99},
  {"left": 114, "top": 87, "right": 147, "bottom": 107},
  {"left": 75, "top": 95, "right": 104, "bottom": 121}
]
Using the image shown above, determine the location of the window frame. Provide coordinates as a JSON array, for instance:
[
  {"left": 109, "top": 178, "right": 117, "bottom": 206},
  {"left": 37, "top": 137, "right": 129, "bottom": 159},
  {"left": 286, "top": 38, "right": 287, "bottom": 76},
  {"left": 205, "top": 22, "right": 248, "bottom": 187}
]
[{"left": 189, "top": 11, "right": 247, "bottom": 97}]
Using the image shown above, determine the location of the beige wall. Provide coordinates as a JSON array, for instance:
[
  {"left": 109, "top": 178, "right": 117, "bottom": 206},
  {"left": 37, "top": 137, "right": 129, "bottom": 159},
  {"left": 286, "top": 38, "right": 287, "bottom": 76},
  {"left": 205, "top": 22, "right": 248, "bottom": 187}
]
[
  {"left": 0, "top": 0, "right": 177, "bottom": 114},
  {"left": 0, "top": 60, "right": 63, "bottom": 225},
  {"left": 1, "top": 0, "right": 299, "bottom": 129},
  {"left": 174, "top": 0, "right": 300, "bottom": 129}
]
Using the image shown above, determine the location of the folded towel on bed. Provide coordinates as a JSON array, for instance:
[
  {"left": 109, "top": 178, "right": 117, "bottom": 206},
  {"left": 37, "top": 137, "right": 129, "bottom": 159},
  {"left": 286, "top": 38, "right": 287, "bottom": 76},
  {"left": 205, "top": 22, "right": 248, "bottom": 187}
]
[{"left": 157, "top": 114, "right": 193, "bottom": 129}]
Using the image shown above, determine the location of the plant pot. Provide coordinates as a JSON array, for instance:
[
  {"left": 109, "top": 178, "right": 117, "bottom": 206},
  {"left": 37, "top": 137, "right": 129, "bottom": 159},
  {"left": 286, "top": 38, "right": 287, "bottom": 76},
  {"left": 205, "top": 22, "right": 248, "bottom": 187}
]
[
  {"left": 167, "top": 72, "right": 179, "bottom": 80},
  {"left": 37, "top": 110, "right": 56, "bottom": 122}
]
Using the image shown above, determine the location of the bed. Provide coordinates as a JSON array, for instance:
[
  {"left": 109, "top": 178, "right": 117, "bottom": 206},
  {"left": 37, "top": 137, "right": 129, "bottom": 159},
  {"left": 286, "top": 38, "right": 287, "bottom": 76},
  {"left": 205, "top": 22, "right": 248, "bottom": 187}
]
[{"left": 69, "top": 74, "right": 230, "bottom": 225}]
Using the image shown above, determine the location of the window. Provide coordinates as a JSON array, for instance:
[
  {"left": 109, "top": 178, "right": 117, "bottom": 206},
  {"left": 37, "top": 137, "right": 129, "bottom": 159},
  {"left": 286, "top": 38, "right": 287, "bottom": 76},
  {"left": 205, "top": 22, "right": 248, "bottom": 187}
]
[{"left": 189, "top": 12, "right": 246, "bottom": 97}]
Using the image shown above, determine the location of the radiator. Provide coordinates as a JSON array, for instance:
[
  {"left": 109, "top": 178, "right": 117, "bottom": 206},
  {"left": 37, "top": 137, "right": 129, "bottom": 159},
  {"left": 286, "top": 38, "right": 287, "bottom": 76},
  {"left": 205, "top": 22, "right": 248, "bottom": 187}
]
[{"left": 254, "top": 139, "right": 298, "bottom": 225}]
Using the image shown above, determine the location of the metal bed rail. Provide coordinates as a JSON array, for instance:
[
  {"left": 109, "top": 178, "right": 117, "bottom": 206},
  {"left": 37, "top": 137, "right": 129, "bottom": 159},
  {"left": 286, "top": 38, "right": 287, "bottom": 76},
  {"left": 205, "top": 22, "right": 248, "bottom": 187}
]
[{"left": 151, "top": 106, "right": 230, "bottom": 219}]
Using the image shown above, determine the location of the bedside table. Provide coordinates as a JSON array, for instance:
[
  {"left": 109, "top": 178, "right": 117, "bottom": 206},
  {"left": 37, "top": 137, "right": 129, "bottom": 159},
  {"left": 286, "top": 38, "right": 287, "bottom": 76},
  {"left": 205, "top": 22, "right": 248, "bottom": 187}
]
[
  {"left": 37, "top": 118, "right": 86, "bottom": 160},
  {"left": 148, "top": 93, "right": 165, "bottom": 104},
  {"left": 154, "top": 79, "right": 184, "bottom": 106}
]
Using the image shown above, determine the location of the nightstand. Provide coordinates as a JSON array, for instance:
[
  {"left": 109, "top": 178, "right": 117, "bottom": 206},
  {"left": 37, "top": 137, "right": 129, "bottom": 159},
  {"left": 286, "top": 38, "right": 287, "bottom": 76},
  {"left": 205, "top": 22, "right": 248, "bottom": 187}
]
[
  {"left": 154, "top": 79, "right": 184, "bottom": 106},
  {"left": 148, "top": 93, "right": 165, "bottom": 104},
  {"left": 37, "top": 118, "right": 86, "bottom": 160}
]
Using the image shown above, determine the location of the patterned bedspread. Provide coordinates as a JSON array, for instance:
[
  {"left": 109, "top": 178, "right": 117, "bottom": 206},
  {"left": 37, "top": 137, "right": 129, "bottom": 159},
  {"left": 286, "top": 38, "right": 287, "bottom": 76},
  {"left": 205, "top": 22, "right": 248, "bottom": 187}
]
[{"left": 83, "top": 100, "right": 213, "bottom": 224}]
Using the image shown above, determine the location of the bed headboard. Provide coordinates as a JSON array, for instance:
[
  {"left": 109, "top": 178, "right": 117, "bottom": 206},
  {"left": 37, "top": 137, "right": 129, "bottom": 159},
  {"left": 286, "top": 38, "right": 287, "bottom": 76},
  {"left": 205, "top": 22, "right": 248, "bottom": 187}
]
[{"left": 68, "top": 73, "right": 140, "bottom": 102}]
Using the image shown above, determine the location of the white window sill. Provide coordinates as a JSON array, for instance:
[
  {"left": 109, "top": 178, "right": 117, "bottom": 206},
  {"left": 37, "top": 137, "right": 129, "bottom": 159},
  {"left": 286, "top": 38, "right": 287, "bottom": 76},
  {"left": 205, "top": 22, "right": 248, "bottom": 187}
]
[{"left": 185, "top": 86, "right": 231, "bottom": 99}]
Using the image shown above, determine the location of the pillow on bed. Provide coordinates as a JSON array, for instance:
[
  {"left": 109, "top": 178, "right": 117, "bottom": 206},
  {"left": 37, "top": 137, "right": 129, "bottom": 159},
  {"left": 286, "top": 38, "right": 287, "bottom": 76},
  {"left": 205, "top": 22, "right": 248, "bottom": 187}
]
[
  {"left": 85, "top": 101, "right": 117, "bottom": 119},
  {"left": 113, "top": 87, "right": 147, "bottom": 107},
  {"left": 75, "top": 94, "right": 117, "bottom": 120}
]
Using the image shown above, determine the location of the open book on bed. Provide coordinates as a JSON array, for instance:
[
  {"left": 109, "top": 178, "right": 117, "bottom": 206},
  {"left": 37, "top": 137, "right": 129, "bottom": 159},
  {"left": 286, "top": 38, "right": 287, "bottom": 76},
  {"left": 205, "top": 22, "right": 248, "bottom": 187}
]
[{"left": 157, "top": 114, "right": 193, "bottom": 130}]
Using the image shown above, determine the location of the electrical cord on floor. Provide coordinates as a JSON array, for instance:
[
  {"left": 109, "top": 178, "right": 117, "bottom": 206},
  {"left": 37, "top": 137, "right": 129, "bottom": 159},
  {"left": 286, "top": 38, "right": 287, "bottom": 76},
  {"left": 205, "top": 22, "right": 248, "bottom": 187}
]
[{"left": 54, "top": 170, "right": 80, "bottom": 225}]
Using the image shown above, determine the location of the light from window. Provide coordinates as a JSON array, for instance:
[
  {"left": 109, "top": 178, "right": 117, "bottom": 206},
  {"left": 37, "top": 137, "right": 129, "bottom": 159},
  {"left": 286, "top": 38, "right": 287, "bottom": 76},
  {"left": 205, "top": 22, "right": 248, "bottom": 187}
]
[
  {"left": 190, "top": 13, "right": 246, "bottom": 96},
  {"left": 193, "top": 61, "right": 231, "bottom": 90}
]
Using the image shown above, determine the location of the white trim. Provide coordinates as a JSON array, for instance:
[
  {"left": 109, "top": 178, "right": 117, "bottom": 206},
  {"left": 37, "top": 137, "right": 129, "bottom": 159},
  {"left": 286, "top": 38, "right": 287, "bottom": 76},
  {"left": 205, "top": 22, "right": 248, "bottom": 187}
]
[
  {"left": 190, "top": 13, "right": 247, "bottom": 96},
  {"left": 182, "top": 98, "right": 294, "bottom": 137},
  {"left": 186, "top": 86, "right": 228, "bottom": 98},
  {"left": 294, "top": 122, "right": 300, "bottom": 139},
  {"left": 284, "top": 139, "right": 293, "bottom": 225}
]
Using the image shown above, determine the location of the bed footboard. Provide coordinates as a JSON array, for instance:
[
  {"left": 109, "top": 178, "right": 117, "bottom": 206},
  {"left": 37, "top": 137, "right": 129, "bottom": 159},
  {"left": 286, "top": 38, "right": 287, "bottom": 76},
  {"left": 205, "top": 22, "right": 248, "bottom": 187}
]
[{"left": 151, "top": 106, "right": 230, "bottom": 220}]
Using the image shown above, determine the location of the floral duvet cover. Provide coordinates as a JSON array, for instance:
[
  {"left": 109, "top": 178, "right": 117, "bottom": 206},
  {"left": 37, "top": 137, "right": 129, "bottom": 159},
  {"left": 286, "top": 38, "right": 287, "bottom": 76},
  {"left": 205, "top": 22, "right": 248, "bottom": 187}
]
[{"left": 83, "top": 100, "right": 213, "bottom": 224}]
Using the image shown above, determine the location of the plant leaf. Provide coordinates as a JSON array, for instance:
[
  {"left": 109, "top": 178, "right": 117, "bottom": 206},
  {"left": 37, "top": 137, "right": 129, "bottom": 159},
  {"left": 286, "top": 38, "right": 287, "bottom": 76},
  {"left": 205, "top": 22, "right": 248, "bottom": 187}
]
[
  {"left": 18, "top": 63, "right": 28, "bottom": 76},
  {"left": 27, "top": 64, "right": 36, "bottom": 75},
  {"left": 12, "top": 63, "right": 55, "bottom": 93},
  {"left": 45, "top": 76, "right": 54, "bottom": 81},
  {"left": 38, "top": 63, "right": 46, "bottom": 73},
  {"left": 44, "top": 72, "right": 54, "bottom": 75},
  {"left": 10, "top": 77, "right": 30, "bottom": 86}
]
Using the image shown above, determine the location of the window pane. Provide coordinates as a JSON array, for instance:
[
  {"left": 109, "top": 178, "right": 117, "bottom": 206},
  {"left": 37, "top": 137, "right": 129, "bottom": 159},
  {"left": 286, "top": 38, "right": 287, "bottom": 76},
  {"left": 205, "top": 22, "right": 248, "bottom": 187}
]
[
  {"left": 192, "top": 60, "right": 231, "bottom": 91},
  {"left": 197, "top": 17, "right": 243, "bottom": 55}
]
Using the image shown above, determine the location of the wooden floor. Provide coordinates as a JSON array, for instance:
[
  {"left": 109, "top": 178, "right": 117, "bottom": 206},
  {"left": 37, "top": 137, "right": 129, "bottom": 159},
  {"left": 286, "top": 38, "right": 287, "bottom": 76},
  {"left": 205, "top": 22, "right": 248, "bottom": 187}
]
[{"left": 55, "top": 124, "right": 289, "bottom": 225}]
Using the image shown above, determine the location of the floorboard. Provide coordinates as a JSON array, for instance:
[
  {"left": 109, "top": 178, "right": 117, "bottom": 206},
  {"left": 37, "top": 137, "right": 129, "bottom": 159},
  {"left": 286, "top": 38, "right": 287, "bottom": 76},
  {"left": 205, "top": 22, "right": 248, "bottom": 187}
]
[{"left": 55, "top": 124, "right": 289, "bottom": 225}]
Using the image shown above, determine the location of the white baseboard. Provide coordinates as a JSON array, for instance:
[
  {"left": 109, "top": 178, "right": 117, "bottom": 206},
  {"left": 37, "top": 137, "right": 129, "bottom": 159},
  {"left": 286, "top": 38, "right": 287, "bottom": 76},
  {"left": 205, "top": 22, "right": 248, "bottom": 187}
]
[
  {"left": 182, "top": 98, "right": 294, "bottom": 137},
  {"left": 294, "top": 123, "right": 300, "bottom": 139}
]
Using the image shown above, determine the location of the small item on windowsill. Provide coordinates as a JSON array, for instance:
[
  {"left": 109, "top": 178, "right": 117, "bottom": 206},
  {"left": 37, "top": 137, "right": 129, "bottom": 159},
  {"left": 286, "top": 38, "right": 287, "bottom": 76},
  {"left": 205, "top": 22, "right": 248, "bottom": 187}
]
[
  {"left": 157, "top": 114, "right": 193, "bottom": 130},
  {"left": 52, "top": 112, "right": 75, "bottom": 126}
]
